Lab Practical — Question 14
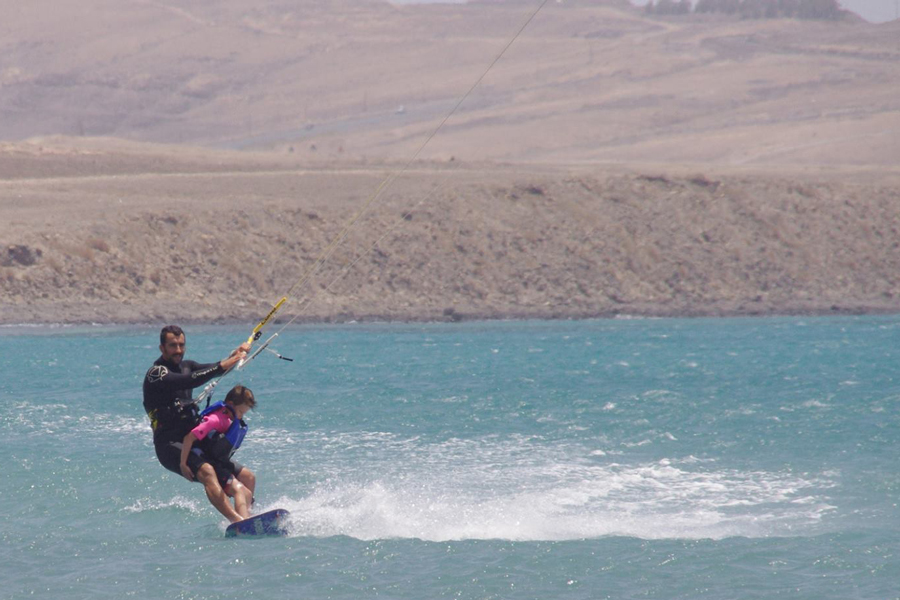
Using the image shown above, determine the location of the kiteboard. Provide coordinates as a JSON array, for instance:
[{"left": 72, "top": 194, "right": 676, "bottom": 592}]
[{"left": 225, "top": 508, "right": 291, "bottom": 538}]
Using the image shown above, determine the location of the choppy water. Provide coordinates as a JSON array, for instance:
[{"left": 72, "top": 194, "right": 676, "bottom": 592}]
[{"left": 2, "top": 317, "right": 899, "bottom": 599}]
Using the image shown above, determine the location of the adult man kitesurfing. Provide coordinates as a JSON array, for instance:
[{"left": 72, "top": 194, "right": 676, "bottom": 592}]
[
  {"left": 143, "top": 325, "right": 256, "bottom": 523},
  {"left": 132, "top": 0, "right": 549, "bottom": 533}
]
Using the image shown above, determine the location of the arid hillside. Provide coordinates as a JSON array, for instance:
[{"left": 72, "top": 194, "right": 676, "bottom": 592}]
[
  {"left": 1, "top": 139, "right": 898, "bottom": 324},
  {"left": 1, "top": 0, "right": 897, "bottom": 166}
]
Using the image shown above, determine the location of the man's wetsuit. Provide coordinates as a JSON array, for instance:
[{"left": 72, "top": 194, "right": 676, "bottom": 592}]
[{"left": 142, "top": 357, "right": 244, "bottom": 479}]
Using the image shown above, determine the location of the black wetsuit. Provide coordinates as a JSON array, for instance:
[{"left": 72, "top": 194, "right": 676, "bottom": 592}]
[{"left": 142, "top": 357, "right": 244, "bottom": 481}]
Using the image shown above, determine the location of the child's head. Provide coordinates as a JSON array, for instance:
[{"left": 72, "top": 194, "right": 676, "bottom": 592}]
[{"left": 224, "top": 385, "right": 257, "bottom": 411}]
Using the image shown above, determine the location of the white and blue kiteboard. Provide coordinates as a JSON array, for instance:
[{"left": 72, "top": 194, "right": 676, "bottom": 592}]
[{"left": 224, "top": 508, "right": 291, "bottom": 538}]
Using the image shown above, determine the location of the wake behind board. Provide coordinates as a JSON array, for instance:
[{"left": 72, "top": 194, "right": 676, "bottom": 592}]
[{"left": 225, "top": 509, "right": 290, "bottom": 538}]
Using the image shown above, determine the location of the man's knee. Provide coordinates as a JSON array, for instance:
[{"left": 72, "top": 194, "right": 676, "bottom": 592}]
[
  {"left": 237, "top": 468, "right": 256, "bottom": 489},
  {"left": 195, "top": 463, "right": 218, "bottom": 484},
  {"left": 237, "top": 482, "right": 253, "bottom": 503}
]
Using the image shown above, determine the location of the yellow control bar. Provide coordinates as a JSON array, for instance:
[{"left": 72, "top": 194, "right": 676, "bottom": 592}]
[{"left": 247, "top": 296, "right": 288, "bottom": 345}]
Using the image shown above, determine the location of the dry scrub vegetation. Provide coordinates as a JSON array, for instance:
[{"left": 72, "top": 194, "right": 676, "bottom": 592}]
[{"left": 1, "top": 142, "right": 898, "bottom": 324}]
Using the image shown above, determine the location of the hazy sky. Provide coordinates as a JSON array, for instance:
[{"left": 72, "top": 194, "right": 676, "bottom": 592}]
[
  {"left": 836, "top": 0, "right": 898, "bottom": 22},
  {"left": 392, "top": 0, "right": 899, "bottom": 24},
  {"left": 628, "top": 0, "right": 898, "bottom": 23}
]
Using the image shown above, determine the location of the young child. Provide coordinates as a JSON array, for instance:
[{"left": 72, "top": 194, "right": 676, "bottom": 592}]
[{"left": 180, "top": 385, "right": 256, "bottom": 523}]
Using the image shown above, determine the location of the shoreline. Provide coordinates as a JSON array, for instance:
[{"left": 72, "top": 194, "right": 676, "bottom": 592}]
[{"left": 2, "top": 302, "right": 897, "bottom": 330}]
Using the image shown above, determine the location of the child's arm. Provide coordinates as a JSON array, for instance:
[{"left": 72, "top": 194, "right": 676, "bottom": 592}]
[{"left": 180, "top": 431, "right": 199, "bottom": 481}]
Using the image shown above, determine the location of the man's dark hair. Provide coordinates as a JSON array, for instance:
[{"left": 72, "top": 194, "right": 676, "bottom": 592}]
[{"left": 159, "top": 325, "right": 185, "bottom": 346}]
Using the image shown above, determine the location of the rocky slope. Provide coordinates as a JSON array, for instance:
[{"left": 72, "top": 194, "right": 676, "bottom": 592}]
[{"left": 2, "top": 140, "right": 898, "bottom": 324}]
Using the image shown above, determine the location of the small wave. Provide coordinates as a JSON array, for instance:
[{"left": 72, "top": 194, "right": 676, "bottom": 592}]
[
  {"left": 434, "top": 395, "right": 469, "bottom": 404},
  {"left": 641, "top": 389, "right": 681, "bottom": 402},
  {"left": 2, "top": 402, "right": 69, "bottom": 432},
  {"left": 79, "top": 414, "right": 149, "bottom": 436},
  {"left": 122, "top": 496, "right": 203, "bottom": 514},
  {"left": 0, "top": 323, "right": 76, "bottom": 330},
  {"left": 5, "top": 406, "right": 150, "bottom": 438},
  {"left": 801, "top": 399, "right": 831, "bottom": 409}
]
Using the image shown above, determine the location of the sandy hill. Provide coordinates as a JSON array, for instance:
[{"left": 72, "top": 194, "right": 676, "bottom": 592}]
[
  {"left": 1, "top": 1, "right": 898, "bottom": 324},
  {"left": 2, "top": 0, "right": 897, "bottom": 166},
  {"left": 2, "top": 138, "right": 898, "bottom": 324}
]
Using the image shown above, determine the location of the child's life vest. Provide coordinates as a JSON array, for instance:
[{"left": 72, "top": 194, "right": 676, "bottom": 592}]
[{"left": 196, "top": 401, "right": 247, "bottom": 461}]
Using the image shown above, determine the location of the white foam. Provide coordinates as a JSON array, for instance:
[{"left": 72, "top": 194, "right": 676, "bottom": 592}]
[{"left": 267, "top": 440, "right": 835, "bottom": 542}]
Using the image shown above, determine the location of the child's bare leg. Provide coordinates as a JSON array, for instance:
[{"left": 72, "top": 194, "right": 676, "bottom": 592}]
[
  {"left": 227, "top": 479, "right": 252, "bottom": 520},
  {"left": 197, "top": 464, "right": 242, "bottom": 523}
]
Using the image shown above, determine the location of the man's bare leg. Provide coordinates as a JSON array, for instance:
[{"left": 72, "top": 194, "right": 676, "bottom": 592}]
[{"left": 235, "top": 467, "right": 256, "bottom": 495}]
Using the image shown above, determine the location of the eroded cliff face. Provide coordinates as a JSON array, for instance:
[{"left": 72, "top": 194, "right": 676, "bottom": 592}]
[{"left": 2, "top": 142, "right": 898, "bottom": 324}]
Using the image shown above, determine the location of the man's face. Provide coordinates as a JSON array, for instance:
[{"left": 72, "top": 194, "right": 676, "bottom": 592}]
[{"left": 160, "top": 333, "right": 186, "bottom": 364}]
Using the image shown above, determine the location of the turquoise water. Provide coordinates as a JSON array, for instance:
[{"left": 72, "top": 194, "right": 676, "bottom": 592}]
[{"left": 2, "top": 317, "right": 899, "bottom": 599}]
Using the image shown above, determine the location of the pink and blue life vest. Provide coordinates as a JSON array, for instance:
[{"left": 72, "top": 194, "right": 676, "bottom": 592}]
[{"left": 199, "top": 401, "right": 247, "bottom": 460}]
